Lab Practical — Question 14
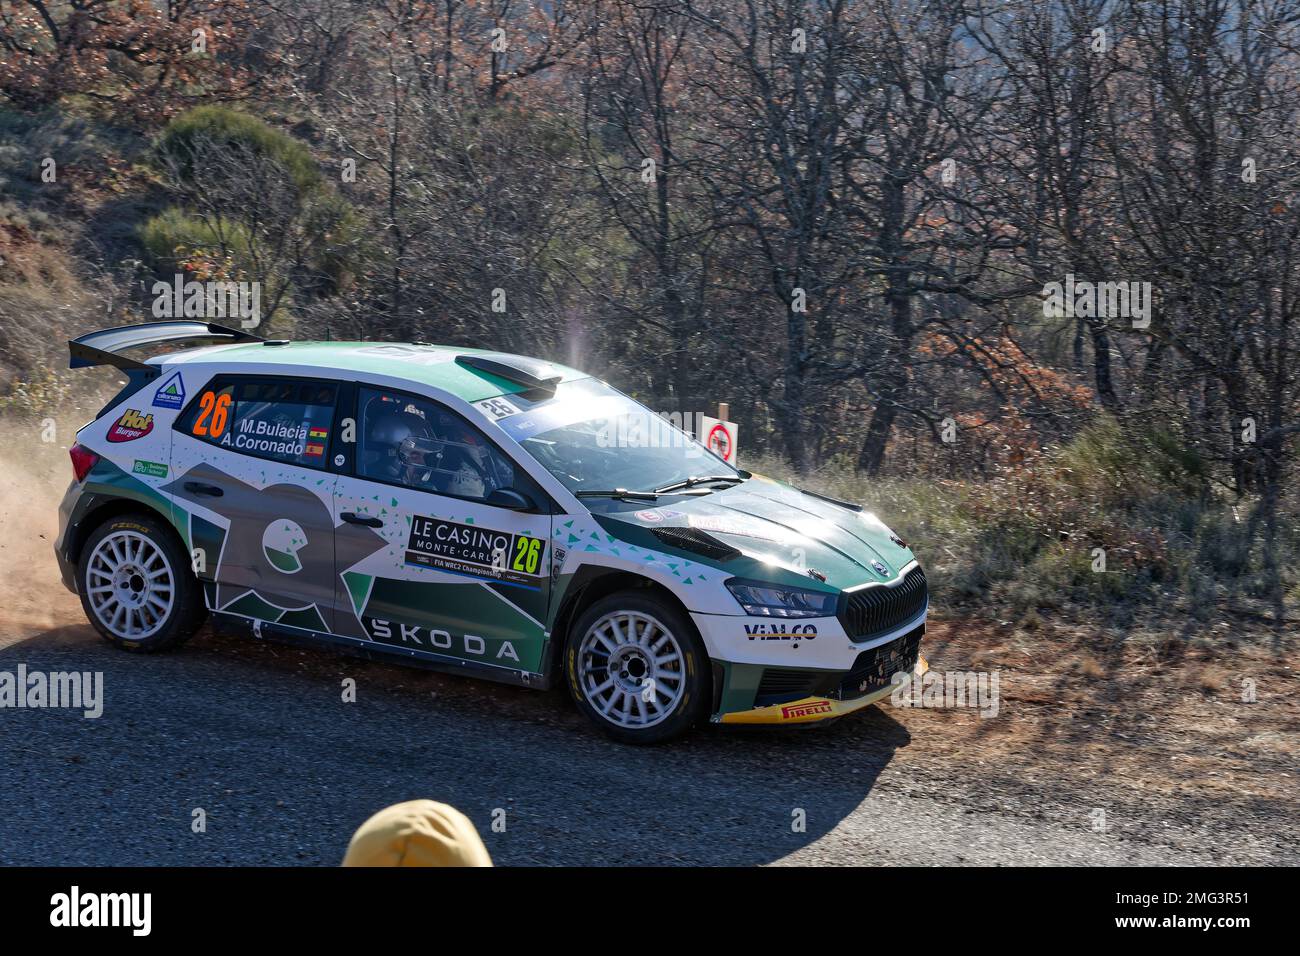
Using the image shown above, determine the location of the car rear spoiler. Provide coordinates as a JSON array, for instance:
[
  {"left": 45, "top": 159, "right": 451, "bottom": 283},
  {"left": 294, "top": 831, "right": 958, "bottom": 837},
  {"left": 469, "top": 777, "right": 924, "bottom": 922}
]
[{"left": 69, "top": 321, "right": 270, "bottom": 373}]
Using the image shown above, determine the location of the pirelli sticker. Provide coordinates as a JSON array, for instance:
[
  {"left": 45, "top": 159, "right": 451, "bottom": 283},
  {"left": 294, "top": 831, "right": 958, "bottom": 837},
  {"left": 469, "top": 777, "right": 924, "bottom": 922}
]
[
  {"left": 406, "top": 515, "right": 545, "bottom": 587},
  {"left": 781, "top": 700, "right": 834, "bottom": 720}
]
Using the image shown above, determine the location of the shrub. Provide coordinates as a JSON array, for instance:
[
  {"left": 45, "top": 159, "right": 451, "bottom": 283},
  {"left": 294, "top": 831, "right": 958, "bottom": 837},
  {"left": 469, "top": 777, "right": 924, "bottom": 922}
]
[
  {"left": 155, "top": 106, "right": 323, "bottom": 198},
  {"left": 141, "top": 107, "right": 365, "bottom": 328},
  {"left": 750, "top": 415, "right": 1297, "bottom": 626}
]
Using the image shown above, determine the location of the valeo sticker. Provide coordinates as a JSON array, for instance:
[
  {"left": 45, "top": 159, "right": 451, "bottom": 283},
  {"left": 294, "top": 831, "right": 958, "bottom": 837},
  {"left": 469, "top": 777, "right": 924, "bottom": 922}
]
[{"left": 132, "top": 459, "right": 168, "bottom": 478}]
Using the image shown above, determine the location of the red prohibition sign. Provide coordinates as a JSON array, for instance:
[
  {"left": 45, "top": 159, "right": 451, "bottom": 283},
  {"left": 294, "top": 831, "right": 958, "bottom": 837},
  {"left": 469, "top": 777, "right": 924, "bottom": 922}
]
[{"left": 707, "top": 423, "right": 732, "bottom": 461}]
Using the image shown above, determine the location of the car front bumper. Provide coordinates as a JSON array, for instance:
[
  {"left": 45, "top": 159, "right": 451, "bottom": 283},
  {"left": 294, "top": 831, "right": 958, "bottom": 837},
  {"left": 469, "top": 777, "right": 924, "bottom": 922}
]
[
  {"left": 717, "top": 655, "right": 929, "bottom": 725},
  {"left": 692, "top": 596, "right": 929, "bottom": 723}
]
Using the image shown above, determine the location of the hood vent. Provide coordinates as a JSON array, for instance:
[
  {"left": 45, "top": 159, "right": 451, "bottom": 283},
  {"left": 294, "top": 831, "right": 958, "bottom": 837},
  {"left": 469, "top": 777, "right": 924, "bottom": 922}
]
[
  {"left": 651, "top": 526, "right": 740, "bottom": 561},
  {"left": 455, "top": 352, "right": 562, "bottom": 391}
]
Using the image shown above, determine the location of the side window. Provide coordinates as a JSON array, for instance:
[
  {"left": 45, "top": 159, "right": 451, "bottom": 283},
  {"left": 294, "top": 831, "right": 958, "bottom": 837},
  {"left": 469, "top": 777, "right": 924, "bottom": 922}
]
[
  {"left": 358, "top": 387, "right": 516, "bottom": 502},
  {"left": 179, "top": 376, "right": 337, "bottom": 470}
]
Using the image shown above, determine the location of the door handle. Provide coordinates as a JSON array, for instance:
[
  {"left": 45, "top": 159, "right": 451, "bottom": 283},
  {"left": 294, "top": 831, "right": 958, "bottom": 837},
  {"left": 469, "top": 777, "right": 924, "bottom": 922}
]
[
  {"left": 184, "top": 482, "right": 224, "bottom": 497},
  {"left": 341, "top": 512, "right": 383, "bottom": 528}
]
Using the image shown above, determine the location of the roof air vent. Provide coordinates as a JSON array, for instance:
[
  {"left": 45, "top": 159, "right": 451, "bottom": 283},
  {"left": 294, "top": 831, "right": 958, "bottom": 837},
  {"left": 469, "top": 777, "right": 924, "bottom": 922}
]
[{"left": 455, "top": 353, "right": 562, "bottom": 391}]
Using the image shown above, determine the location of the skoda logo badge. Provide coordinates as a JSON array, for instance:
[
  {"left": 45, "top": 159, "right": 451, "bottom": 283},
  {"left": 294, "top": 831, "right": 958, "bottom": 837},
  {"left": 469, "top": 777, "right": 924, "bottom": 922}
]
[{"left": 871, "top": 560, "right": 889, "bottom": 577}]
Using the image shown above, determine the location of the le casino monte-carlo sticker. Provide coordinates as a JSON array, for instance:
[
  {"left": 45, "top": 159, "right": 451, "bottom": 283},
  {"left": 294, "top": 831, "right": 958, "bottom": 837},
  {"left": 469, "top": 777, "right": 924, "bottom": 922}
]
[{"left": 406, "top": 515, "right": 546, "bottom": 588}]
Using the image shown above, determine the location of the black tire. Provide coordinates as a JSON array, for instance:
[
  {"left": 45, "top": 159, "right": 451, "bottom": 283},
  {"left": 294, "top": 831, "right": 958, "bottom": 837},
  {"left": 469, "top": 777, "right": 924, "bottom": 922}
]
[
  {"left": 564, "top": 590, "right": 710, "bottom": 745},
  {"left": 77, "top": 512, "right": 206, "bottom": 652}
]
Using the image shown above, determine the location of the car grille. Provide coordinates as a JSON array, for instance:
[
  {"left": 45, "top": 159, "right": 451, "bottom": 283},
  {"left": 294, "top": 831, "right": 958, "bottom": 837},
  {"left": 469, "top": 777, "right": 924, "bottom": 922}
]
[
  {"left": 836, "top": 625, "right": 924, "bottom": 700},
  {"left": 754, "top": 668, "right": 823, "bottom": 707},
  {"left": 838, "top": 565, "right": 927, "bottom": 641}
]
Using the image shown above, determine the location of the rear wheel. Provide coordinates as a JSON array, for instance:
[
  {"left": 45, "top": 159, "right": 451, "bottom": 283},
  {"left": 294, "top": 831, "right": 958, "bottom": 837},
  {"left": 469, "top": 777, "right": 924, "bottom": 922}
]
[
  {"left": 77, "top": 513, "right": 206, "bottom": 652},
  {"left": 565, "top": 591, "right": 709, "bottom": 744}
]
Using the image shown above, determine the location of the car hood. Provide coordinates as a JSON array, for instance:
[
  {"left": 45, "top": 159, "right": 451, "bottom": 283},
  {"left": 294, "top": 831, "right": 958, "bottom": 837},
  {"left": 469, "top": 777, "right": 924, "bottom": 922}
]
[{"left": 590, "top": 474, "right": 916, "bottom": 592}]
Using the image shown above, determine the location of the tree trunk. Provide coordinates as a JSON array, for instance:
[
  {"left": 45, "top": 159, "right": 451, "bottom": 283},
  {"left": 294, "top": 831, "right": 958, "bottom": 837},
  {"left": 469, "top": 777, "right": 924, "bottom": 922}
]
[
  {"left": 857, "top": 305, "right": 912, "bottom": 474},
  {"left": 858, "top": 230, "right": 913, "bottom": 475},
  {"left": 1088, "top": 317, "right": 1121, "bottom": 414},
  {"left": 782, "top": 295, "right": 811, "bottom": 470}
]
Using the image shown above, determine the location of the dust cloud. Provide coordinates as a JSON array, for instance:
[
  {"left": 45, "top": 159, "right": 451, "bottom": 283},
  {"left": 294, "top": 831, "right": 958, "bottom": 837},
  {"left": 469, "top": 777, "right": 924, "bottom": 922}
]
[{"left": 0, "top": 416, "right": 83, "bottom": 640}]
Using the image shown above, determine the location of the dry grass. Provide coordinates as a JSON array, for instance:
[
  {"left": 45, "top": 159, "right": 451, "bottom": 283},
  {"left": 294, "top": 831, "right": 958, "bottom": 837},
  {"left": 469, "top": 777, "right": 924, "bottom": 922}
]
[
  {"left": 896, "top": 618, "right": 1300, "bottom": 811},
  {"left": 748, "top": 421, "right": 1300, "bottom": 640}
]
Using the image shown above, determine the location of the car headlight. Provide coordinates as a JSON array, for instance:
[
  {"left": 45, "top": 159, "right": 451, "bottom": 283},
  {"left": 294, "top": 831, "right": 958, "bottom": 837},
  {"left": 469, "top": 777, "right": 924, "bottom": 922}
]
[{"left": 725, "top": 579, "right": 837, "bottom": 618}]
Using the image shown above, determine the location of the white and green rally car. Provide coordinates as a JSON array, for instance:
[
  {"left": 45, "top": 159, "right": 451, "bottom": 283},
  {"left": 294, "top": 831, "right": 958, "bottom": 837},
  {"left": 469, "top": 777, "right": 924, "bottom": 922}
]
[{"left": 56, "top": 321, "right": 928, "bottom": 743}]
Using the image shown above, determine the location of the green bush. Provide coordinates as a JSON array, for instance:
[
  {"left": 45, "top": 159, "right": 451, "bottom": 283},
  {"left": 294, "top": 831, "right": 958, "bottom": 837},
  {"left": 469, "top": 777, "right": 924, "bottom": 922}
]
[
  {"left": 139, "top": 208, "right": 257, "bottom": 266},
  {"left": 750, "top": 416, "right": 1297, "bottom": 625},
  {"left": 155, "top": 106, "right": 323, "bottom": 198},
  {"left": 141, "top": 107, "right": 366, "bottom": 321}
]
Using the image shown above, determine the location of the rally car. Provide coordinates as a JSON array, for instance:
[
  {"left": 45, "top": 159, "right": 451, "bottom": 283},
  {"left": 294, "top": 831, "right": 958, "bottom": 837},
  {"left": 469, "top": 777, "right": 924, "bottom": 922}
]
[{"left": 56, "top": 321, "right": 928, "bottom": 743}]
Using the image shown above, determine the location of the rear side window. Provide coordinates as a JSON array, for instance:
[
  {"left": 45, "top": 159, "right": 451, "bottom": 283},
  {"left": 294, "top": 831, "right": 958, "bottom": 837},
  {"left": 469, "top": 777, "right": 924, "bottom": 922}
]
[{"left": 178, "top": 376, "right": 337, "bottom": 470}]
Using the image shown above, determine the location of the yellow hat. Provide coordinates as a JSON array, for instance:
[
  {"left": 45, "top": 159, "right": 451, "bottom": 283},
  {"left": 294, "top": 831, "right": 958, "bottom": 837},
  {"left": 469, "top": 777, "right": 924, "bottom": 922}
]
[{"left": 341, "top": 800, "right": 493, "bottom": 867}]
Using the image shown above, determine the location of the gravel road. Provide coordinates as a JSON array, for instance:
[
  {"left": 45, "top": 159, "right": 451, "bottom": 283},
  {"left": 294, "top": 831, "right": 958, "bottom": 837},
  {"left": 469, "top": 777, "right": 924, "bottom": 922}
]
[{"left": 1, "top": 619, "right": 1292, "bottom": 866}]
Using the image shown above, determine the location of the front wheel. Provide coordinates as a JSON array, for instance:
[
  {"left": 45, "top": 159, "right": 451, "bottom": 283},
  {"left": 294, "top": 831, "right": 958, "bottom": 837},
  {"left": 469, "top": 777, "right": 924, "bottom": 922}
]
[
  {"left": 564, "top": 591, "right": 710, "bottom": 744},
  {"left": 77, "top": 513, "right": 206, "bottom": 652}
]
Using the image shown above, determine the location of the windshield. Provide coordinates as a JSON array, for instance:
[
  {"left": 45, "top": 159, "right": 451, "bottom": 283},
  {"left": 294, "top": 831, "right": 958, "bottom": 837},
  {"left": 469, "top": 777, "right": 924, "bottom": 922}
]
[{"left": 495, "top": 379, "right": 740, "bottom": 494}]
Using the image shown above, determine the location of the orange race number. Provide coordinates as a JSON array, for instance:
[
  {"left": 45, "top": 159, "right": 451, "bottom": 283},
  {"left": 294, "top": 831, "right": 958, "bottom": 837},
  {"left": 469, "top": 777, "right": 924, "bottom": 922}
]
[{"left": 192, "top": 391, "right": 233, "bottom": 438}]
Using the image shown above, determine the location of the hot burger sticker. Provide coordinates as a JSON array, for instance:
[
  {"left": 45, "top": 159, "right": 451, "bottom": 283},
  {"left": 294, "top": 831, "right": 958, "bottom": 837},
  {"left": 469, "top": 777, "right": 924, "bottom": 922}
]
[{"left": 107, "top": 408, "right": 154, "bottom": 443}]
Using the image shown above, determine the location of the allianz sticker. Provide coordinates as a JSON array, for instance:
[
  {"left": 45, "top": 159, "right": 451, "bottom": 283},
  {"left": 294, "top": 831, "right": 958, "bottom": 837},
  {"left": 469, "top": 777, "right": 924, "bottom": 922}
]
[{"left": 152, "top": 371, "right": 186, "bottom": 409}]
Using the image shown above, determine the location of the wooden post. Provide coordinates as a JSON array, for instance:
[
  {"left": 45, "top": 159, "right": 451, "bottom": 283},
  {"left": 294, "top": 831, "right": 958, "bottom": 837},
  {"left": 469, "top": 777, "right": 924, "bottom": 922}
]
[{"left": 718, "top": 402, "right": 729, "bottom": 422}]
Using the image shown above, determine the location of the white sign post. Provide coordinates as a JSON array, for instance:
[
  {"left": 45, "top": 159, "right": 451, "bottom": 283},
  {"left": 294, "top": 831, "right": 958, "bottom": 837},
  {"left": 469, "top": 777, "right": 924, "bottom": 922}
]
[{"left": 699, "top": 403, "right": 738, "bottom": 466}]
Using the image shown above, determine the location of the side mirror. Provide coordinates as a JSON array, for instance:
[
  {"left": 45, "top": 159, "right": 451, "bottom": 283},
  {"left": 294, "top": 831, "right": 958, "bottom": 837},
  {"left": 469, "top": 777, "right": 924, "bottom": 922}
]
[{"left": 486, "top": 487, "right": 536, "bottom": 511}]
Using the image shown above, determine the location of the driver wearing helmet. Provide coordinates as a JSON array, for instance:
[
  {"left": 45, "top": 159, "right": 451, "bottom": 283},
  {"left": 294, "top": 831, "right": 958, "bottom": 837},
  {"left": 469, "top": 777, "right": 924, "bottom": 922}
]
[
  {"left": 364, "top": 409, "right": 436, "bottom": 488},
  {"left": 432, "top": 415, "right": 497, "bottom": 499}
]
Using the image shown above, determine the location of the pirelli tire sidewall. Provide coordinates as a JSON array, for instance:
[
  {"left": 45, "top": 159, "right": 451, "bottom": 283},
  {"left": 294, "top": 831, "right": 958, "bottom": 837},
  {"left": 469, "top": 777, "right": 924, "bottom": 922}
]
[
  {"left": 564, "top": 591, "right": 710, "bottom": 745},
  {"left": 77, "top": 513, "right": 207, "bottom": 653}
]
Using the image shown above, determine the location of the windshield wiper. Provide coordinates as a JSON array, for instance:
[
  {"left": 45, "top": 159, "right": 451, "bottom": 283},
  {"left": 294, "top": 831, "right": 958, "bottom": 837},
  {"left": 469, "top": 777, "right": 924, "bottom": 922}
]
[
  {"left": 575, "top": 488, "right": 660, "bottom": 501},
  {"left": 652, "top": 475, "right": 745, "bottom": 494},
  {"left": 575, "top": 485, "right": 718, "bottom": 501}
]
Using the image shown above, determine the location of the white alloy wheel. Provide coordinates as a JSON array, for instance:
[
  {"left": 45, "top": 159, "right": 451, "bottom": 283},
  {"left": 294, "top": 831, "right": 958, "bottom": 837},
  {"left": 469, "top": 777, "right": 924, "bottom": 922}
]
[
  {"left": 576, "top": 610, "right": 687, "bottom": 729},
  {"left": 85, "top": 529, "right": 176, "bottom": 640}
]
